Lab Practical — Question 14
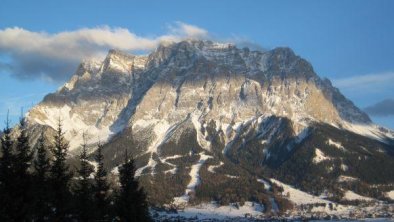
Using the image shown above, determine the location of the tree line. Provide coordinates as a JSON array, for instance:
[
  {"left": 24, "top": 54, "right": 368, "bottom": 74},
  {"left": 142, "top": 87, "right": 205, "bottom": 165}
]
[{"left": 0, "top": 116, "right": 152, "bottom": 222}]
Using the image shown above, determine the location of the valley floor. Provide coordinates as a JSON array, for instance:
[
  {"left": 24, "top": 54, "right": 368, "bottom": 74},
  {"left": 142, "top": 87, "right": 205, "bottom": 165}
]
[
  {"left": 151, "top": 177, "right": 394, "bottom": 221},
  {"left": 151, "top": 179, "right": 394, "bottom": 222},
  {"left": 151, "top": 201, "right": 394, "bottom": 221}
]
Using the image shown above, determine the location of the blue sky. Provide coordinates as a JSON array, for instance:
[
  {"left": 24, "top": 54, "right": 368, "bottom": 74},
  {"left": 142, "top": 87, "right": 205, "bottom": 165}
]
[{"left": 0, "top": 0, "right": 393, "bottom": 129}]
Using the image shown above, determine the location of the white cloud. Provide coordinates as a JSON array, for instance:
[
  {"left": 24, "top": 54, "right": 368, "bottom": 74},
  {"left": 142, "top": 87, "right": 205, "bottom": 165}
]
[
  {"left": 331, "top": 72, "right": 394, "bottom": 111},
  {"left": 168, "top": 22, "right": 208, "bottom": 38},
  {"left": 332, "top": 72, "right": 394, "bottom": 91},
  {"left": 0, "top": 22, "right": 209, "bottom": 82}
]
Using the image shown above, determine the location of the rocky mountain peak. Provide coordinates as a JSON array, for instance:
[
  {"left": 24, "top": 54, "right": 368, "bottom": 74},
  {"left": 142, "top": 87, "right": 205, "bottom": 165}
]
[
  {"left": 75, "top": 59, "right": 102, "bottom": 77},
  {"left": 147, "top": 40, "right": 318, "bottom": 82},
  {"left": 100, "top": 49, "right": 147, "bottom": 74},
  {"left": 26, "top": 40, "right": 393, "bottom": 154}
]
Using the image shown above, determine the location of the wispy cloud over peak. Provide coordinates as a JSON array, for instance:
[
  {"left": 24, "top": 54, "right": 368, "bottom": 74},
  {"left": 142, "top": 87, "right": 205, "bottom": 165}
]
[
  {"left": 168, "top": 22, "right": 209, "bottom": 39},
  {"left": 0, "top": 22, "right": 209, "bottom": 82},
  {"left": 332, "top": 72, "right": 394, "bottom": 91}
]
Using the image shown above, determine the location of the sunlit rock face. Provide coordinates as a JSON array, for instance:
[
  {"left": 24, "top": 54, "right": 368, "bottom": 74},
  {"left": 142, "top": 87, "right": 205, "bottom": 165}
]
[{"left": 27, "top": 49, "right": 148, "bottom": 151}]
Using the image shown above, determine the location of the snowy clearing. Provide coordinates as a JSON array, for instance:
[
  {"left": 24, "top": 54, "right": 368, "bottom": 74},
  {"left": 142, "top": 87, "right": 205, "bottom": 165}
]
[
  {"left": 136, "top": 119, "right": 186, "bottom": 176},
  {"left": 270, "top": 179, "right": 332, "bottom": 205},
  {"left": 225, "top": 174, "right": 239, "bottom": 179},
  {"left": 386, "top": 190, "right": 394, "bottom": 200},
  {"left": 173, "top": 153, "right": 213, "bottom": 205},
  {"left": 257, "top": 178, "right": 271, "bottom": 190},
  {"left": 337, "top": 175, "right": 359, "bottom": 182},
  {"left": 111, "top": 166, "right": 119, "bottom": 175},
  {"left": 343, "top": 190, "right": 375, "bottom": 202},
  {"left": 159, "top": 202, "right": 264, "bottom": 220}
]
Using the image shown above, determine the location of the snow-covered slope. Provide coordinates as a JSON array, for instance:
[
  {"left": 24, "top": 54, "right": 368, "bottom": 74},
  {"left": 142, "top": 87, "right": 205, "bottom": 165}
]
[{"left": 270, "top": 179, "right": 332, "bottom": 205}]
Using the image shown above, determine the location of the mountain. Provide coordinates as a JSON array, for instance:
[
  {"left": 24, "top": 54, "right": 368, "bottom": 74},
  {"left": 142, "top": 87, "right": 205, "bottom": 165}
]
[
  {"left": 364, "top": 98, "right": 394, "bottom": 117},
  {"left": 25, "top": 40, "right": 394, "bottom": 215}
]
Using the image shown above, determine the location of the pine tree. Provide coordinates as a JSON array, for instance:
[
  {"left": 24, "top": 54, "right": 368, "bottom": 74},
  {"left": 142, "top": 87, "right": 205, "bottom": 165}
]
[
  {"left": 15, "top": 117, "right": 32, "bottom": 176},
  {"left": 33, "top": 131, "right": 51, "bottom": 221},
  {"left": 74, "top": 133, "right": 94, "bottom": 222},
  {"left": 49, "top": 118, "right": 72, "bottom": 220},
  {"left": 14, "top": 116, "right": 34, "bottom": 220},
  {"left": 93, "top": 142, "right": 110, "bottom": 220},
  {"left": 0, "top": 114, "right": 16, "bottom": 221},
  {"left": 116, "top": 149, "right": 152, "bottom": 222}
]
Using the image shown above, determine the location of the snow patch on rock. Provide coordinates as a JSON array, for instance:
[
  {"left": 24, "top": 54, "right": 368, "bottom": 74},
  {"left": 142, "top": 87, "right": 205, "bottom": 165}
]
[
  {"left": 30, "top": 105, "right": 114, "bottom": 152},
  {"left": 327, "top": 139, "right": 345, "bottom": 151},
  {"left": 313, "top": 148, "right": 331, "bottom": 164},
  {"left": 207, "top": 162, "right": 224, "bottom": 173},
  {"left": 191, "top": 113, "right": 212, "bottom": 151},
  {"left": 341, "top": 164, "right": 349, "bottom": 171}
]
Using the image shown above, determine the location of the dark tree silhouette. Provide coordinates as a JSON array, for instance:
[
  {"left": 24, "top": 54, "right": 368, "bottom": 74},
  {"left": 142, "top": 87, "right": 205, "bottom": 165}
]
[
  {"left": 14, "top": 116, "right": 34, "bottom": 220},
  {"left": 49, "top": 118, "right": 72, "bottom": 220},
  {"left": 93, "top": 142, "right": 111, "bottom": 220},
  {"left": 0, "top": 113, "right": 16, "bottom": 221},
  {"left": 0, "top": 114, "right": 154, "bottom": 221},
  {"left": 116, "top": 149, "right": 152, "bottom": 222},
  {"left": 74, "top": 133, "right": 94, "bottom": 221},
  {"left": 33, "top": 131, "right": 52, "bottom": 221}
]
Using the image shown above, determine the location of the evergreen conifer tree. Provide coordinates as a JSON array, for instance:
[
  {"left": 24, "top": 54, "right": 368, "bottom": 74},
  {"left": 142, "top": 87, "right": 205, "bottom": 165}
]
[
  {"left": 74, "top": 133, "right": 94, "bottom": 221},
  {"left": 0, "top": 114, "right": 16, "bottom": 221},
  {"left": 33, "top": 131, "right": 51, "bottom": 221},
  {"left": 116, "top": 149, "right": 151, "bottom": 222},
  {"left": 14, "top": 116, "right": 33, "bottom": 220},
  {"left": 49, "top": 118, "right": 72, "bottom": 220},
  {"left": 93, "top": 142, "right": 110, "bottom": 220}
]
